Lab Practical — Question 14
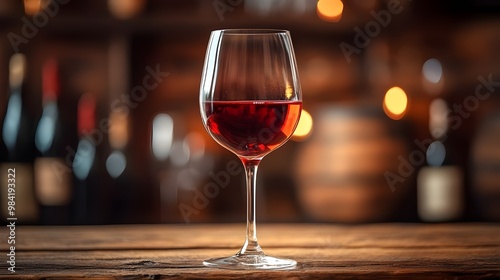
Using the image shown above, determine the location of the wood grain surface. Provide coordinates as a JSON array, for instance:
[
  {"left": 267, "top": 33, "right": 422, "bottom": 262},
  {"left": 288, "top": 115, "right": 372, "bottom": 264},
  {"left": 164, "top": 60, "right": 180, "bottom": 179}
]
[{"left": 1, "top": 223, "right": 499, "bottom": 279}]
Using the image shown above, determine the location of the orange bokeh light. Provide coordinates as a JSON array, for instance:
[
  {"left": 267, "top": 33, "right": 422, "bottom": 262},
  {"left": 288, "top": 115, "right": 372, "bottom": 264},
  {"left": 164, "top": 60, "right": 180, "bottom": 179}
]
[
  {"left": 383, "top": 86, "right": 408, "bottom": 120},
  {"left": 317, "top": 0, "right": 344, "bottom": 22},
  {"left": 292, "top": 109, "right": 313, "bottom": 141}
]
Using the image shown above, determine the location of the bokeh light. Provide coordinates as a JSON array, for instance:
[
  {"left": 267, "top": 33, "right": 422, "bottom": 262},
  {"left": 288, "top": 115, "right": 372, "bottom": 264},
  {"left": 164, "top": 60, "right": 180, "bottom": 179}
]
[
  {"left": 383, "top": 86, "right": 408, "bottom": 120},
  {"left": 429, "top": 98, "right": 449, "bottom": 139},
  {"left": 109, "top": 109, "right": 129, "bottom": 150},
  {"left": 426, "top": 141, "right": 446, "bottom": 166},
  {"left": 108, "top": 0, "right": 145, "bottom": 19},
  {"left": 317, "top": 0, "right": 343, "bottom": 22},
  {"left": 422, "top": 58, "right": 443, "bottom": 84},
  {"left": 422, "top": 58, "right": 444, "bottom": 94},
  {"left": 293, "top": 109, "right": 313, "bottom": 140},
  {"left": 106, "top": 151, "right": 127, "bottom": 178},
  {"left": 152, "top": 113, "right": 174, "bottom": 161}
]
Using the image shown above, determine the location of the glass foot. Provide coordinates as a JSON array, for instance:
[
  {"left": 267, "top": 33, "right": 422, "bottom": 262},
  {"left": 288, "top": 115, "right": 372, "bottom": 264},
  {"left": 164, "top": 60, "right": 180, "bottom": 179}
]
[{"left": 203, "top": 254, "right": 297, "bottom": 270}]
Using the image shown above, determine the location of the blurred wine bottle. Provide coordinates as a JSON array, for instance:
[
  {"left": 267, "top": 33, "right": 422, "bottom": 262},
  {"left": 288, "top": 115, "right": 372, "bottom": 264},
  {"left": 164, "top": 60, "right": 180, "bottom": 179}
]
[
  {"left": 105, "top": 108, "right": 137, "bottom": 223},
  {"left": 471, "top": 112, "right": 500, "bottom": 221},
  {"left": 70, "top": 93, "right": 98, "bottom": 224},
  {"left": 0, "top": 53, "right": 39, "bottom": 223},
  {"left": 417, "top": 99, "right": 463, "bottom": 222},
  {"left": 33, "top": 58, "right": 72, "bottom": 225}
]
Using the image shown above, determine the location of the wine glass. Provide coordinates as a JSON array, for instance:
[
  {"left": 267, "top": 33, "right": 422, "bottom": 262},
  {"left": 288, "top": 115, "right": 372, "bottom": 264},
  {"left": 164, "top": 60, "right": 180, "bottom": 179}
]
[{"left": 199, "top": 29, "right": 302, "bottom": 270}]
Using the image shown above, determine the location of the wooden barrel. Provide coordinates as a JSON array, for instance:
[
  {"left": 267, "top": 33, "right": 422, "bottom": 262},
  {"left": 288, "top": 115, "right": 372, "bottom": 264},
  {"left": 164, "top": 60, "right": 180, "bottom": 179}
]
[
  {"left": 295, "top": 105, "right": 411, "bottom": 222},
  {"left": 471, "top": 113, "right": 500, "bottom": 221}
]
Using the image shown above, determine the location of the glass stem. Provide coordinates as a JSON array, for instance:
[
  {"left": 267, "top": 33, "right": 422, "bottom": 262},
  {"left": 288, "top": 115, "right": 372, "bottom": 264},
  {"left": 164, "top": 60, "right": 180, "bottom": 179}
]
[{"left": 238, "top": 158, "right": 263, "bottom": 256}]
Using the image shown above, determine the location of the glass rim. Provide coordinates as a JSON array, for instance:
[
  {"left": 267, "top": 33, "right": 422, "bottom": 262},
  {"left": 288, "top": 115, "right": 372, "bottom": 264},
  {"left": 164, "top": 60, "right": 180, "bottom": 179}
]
[{"left": 212, "top": 29, "right": 290, "bottom": 35}]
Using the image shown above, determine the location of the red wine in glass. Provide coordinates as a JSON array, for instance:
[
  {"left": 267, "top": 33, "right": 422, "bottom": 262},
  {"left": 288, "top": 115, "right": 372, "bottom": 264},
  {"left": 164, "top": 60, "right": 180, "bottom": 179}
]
[
  {"left": 199, "top": 29, "right": 302, "bottom": 270},
  {"left": 204, "top": 100, "right": 302, "bottom": 158}
]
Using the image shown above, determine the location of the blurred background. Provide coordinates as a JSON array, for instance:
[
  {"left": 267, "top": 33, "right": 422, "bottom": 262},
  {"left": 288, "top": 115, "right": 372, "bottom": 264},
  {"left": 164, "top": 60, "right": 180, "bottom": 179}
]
[{"left": 0, "top": 0, "right": 499, "bottom": 225}]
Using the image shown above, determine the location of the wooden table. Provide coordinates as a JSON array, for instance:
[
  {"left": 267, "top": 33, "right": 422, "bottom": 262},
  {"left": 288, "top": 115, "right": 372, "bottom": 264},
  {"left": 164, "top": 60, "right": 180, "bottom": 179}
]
[{"left": 1, "top": 223, "right": 499, "bottom": 279}]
